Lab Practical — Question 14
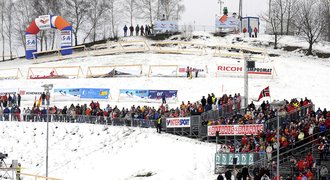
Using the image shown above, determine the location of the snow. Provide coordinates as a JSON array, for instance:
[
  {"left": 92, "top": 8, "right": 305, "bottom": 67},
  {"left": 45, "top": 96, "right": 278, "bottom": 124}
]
[
  {"left": 0, "top": 32, "right": 329, "bottom": 179},
  {"left": 0, "top": 122, "right": 216, "bottom": 180}
]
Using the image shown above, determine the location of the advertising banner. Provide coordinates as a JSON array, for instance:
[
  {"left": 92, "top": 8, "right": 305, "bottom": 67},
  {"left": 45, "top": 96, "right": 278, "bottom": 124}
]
[
  {"left": 119, "top": 89, "right": 149, "bottom": 102},
  {"left": 215, "top": 153, "right": 254, "bottom": 165},
  {"left": 54, "top": 88, "right": 81, "bottom": 101},
  {"left": 217, "top": 65, "right": 273, "bottom": 76},
  {"left": 119, "top": 89, "right": 178, "bottom": 103},
  {"left": 61, "top": 30, "right": 72, "bottom": 47},
  {"left": 148, "top": 90, "right": 177, "bottom": 103},
  {"left": 215, "top": 16, "right": 240, "bottom": 28},
  {"left": 80, "top": 88, "right": 110, "bottom": 99},
  {"left": 36, "top": 15, "right": 52, "bottom": 30},
  {"left": 26, "top": 34, "right": 37, "bottom": 51},
  {"left": 166, "top": 117, "right": 191, "bottom": 128},
  {"left": 154, "top": 21, "right": 178, "bottom": 33},
  {"left": 18, "top": 88, "right": 44, "bottom": 101},
  {"left": 207, "top": 124, "right": 264, "bottom": 136},
  {"left": 0, "top": 88, "right": 18, "bottom": 96}
]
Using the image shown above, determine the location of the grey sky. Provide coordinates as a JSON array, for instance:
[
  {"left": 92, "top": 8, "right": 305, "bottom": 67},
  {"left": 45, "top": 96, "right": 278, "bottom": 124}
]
[{"left": 181, "top": 0, "right": 268, "bottom": 27}]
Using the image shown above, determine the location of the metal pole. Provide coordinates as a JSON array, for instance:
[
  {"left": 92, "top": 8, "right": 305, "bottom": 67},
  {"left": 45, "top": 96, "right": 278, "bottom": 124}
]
[
  {"left": 46, "top": 87, "right": 49, "bottom": 179},
  {"left": 244, "top": 55, "right": 248, "bottom": 108},
  {"left": 239, "top": 0, "right": 243, "bottom": 17},
  {"left": 276, "top": 112, "right": 280, "bottom": 179}
]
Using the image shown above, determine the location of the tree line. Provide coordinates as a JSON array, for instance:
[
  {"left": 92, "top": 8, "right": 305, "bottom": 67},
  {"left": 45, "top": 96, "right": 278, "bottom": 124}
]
[
  {"left": 264, "top": 0, "right": 330, "bottom": 55},
  {"left": 0, "top": 0, "right": 184, "bottom": 60}
]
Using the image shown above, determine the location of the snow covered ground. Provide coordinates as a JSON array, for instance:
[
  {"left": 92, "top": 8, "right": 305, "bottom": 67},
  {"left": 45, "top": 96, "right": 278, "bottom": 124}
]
[
  {"left": 0, "top": 32, "right": 329, "bottom": 179},
  {"left": 0, "top": 122, "right": 216, "bottom": 180}
]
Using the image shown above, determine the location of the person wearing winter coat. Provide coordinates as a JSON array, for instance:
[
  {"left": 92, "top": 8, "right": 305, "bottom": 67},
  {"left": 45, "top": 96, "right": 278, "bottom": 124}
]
[
  {"left": 135, "top": 24, "right": 140, "bottom": 36},
  {"left": 41, "top": 92, "right": 46, "bottom": 105},
  {"left": 123, "top": 25, "right": 128, "bottom": 37},
  {"left": 17, "top": 94, "right": 21, "bottom": 107},
  {"left": 140, "top": 25, "right": 144, "bottom": 36},
  {"left": 156, "top": 116, "right": 162, "bottom": 133},
  {"left": 3, "top": 107, "right": 10, "bottom": 121},
  {"left": 0, "top": 106, "right": 3, "bottom": 121},
  {"left": 129, "top": 25, "right": 134, "bottom": 36},
  {"left": 8, "top": 94, "right": 12, "bottom": 107}
]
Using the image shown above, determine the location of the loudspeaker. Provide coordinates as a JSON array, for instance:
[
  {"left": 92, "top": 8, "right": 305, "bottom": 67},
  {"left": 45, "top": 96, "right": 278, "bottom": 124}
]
[
  {"left": 247, "top": 61, "right": 255, "bottom": 68},
  {"left": 233, "top": 157, "right": 238, "bottom": 165}
]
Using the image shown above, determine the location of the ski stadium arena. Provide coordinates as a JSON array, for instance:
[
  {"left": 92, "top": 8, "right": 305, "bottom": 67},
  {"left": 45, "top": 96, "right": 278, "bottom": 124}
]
[{"left": 0, "top": 16, "right": 330, "bottom": 180}]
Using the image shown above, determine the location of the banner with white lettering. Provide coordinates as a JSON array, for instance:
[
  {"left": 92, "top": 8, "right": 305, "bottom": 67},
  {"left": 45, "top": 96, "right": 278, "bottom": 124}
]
[
  {"left": 207, "top": 124, "right": 264, "bottom": 136},
  {"left": 166, "top": 117, "right": 191, "bottom": 128}
]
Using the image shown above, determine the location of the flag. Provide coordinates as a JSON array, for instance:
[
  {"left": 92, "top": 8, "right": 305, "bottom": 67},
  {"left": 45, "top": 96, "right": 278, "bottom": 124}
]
[
  {"left": 258, "top": 86, "right": 270, "bottom": 101},
  {"left": 37, "top": 95, "right": 42, "bottom": 107},
  {"left": 33, "top": 96, "right": 36, "bottom": 108}
]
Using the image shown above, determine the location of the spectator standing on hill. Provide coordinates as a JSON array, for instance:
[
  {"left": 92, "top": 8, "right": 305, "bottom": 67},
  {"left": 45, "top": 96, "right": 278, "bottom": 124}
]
[
  {"left": 129, "top": 25, "right": 134, "bottom": 36},
  {"left": 201, "top": 96, "right": 206, "bottom": 109},
  {"left": 12, "top": 94, "right": 16, "bottom": 106},
  {"left": 135, "top": 24, "right": 140, "bottom": 36},
  {"left": 41, "top": 92, "right": 46, "bottom": 105},
  {"left": 46, "top": 91, "right": 50, "bottom": 105},
  {"left": 156, "top": 116, "right": 162, "bottom": 133},
  {"left": 140, "top": 25, "right": 144, "bottom": 36},
  {"left": 8, "top": 94, "right": 12, "bottom": 107},
  {"left": 3, "top": 94, "right": 8, "bottom": 107},
  {"left": 161, "top": 93, "right": 166, "bottom": 104},
  {"left": 123, "top": 25, "right": 128, "bottom": 37},
  {"left": 145, "top": 25, "right": 149, "bottom": 36},
  {"left": 0, "top": 107, "right": 3, "bottom": 121},
  {"left": 186, "top": 66, "right": 189, "bottom": 78},
  {"left": 318, "top": 142, "right": 325, "bottom": 162},
  {"left": 17, "top": 94, "right": 21, "bottom": 107}
]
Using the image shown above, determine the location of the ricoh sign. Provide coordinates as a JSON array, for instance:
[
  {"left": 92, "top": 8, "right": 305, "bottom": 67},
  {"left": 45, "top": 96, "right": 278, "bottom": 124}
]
[{"left": 217, "top": 65, "right": 273, "bottom": 76}]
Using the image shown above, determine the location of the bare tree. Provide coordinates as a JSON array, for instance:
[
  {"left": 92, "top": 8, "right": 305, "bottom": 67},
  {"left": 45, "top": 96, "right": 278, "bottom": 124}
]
[
  {"left": 136, "top": 0, "right": 157, "bottom": 25},
  {"left": 83, "top": 0, "right": 109, "bottom": 43},
  {"left": 294, "top": 0, "right": 327, "bottom": 55},
  {"left": 159, "top": 0, "right": 184, "bottom": 20},
  {"left": 1, "top": 0, "right": 5, "bottom": 61},
  {"left": 4, "top": 0, "right": 14, "bottom": 59},
  {"left": 322, "top": 0, "right": 330, "bottom": 41},
  {"left": 123, "top": 0, "right": 137, "bottom": 26},
  {"left": 263, "top": 2, "right": 282, "bottom": 49},
  {"left": 12, "top": 0, "right": 35, "bottom": 52},
  {"left": 64, "top": 0, "right": 89, "bottom": 46},
  {"left": 108, "top": 0, "right": 121, "bottom": 39}
]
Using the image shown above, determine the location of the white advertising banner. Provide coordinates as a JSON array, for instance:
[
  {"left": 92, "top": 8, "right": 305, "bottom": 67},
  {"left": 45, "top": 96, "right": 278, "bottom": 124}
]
[
  {"left": 154, "top": 21, "right": 178, "bottom": 33},
  {"left": 36, "top": 15, "right": 52, "bottom": 30},
  {"left": 215, "top": 16, "right": 240, "bottom": 28},
  {"left": 26, "top": 34, "right": 37, "bottom": 51},
  {"left": 217, "top": 64, "right": 273, "bottom": 76},
  {"left": 61, "top": 30, "right": 72, "bottom": 47},
  {"left": 166, "top": 117, "right": 191, "bottom": 128}
]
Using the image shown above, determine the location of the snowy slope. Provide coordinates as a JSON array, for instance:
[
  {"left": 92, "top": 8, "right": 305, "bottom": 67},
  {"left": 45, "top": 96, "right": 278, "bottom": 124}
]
[{"left": 0, "top": 122, "right": 216, "bottom": 180}]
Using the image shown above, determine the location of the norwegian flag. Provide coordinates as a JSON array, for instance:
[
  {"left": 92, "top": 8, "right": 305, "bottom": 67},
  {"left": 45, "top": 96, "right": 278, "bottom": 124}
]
[{"left": 258, "top": 86, "right": 270, "bottom": 101}]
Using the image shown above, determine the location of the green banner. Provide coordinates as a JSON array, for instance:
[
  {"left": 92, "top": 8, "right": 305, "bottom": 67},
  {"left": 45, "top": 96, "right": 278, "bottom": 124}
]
[{"left": 215, "top": 153, "right": 256, "bottom": 166}]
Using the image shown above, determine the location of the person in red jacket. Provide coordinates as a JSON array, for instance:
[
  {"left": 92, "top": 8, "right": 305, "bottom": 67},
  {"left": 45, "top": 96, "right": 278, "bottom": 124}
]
[
  {"left": 306, "top": 152, "right": 314, "bottom": 169},
  {"left": 306, "top": 169, "right": 314, "bottom": 179},
  {"left": 297, "top": 159, "right": 306, "bottom": 172}
]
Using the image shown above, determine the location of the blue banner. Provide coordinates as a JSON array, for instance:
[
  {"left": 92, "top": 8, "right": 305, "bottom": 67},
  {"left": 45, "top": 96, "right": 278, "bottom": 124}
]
[
  {"left": 119, "top": 89, "right": 178, "bottom": 103},
  {"left": 119, "top": 89, "right": 149, "bottom": 99},
  {"left": 148, "top": 90, "right": 177, "bottom": 100},
  {"left": 54, "top": 88, "right": 81, "bottom": 97},
  {"left": 80, "top": 88, "right": 110, "bottom": 99}
]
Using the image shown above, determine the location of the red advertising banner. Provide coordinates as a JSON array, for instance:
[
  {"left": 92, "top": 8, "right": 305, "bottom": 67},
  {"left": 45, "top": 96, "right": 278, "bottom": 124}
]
[{"left": 207, "top": 124, "right": 264, "bottom": 136}]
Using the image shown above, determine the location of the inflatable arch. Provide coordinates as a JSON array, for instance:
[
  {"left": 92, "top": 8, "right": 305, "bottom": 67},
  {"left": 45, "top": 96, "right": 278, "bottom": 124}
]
[{"left": 25, "top": 15, "right": 73, "bottom": 59}]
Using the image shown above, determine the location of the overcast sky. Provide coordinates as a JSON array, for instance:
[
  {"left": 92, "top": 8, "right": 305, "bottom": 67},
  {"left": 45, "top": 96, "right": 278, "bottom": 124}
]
[{"left": 181, "top": 0, "right": 268, "bottom": 27}]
